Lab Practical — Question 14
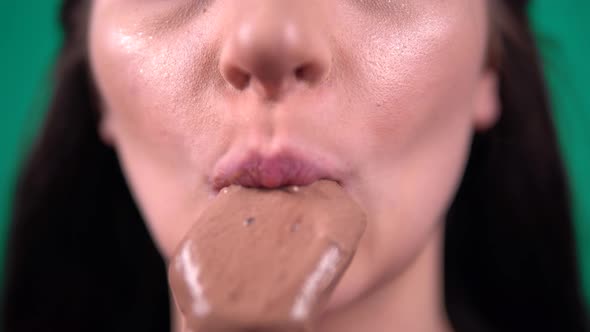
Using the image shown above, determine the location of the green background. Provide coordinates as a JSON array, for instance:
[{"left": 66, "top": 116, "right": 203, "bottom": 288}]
[
  {"left": 1, "top": 1, "right": 62, "bottom": 288},
  {"left": 1, "top": 1, "right": 589, "bottom": 300}
]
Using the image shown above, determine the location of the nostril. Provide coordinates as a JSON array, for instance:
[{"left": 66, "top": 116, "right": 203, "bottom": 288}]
[
  {"left": 225, "top": 66, "right": 251, "bottom": 90},
  {"left": 294, "top": 63, "right": 323, "bottom": 84},
  {"left": 295, "top": 65, "right": 306, "bottom": 80}
]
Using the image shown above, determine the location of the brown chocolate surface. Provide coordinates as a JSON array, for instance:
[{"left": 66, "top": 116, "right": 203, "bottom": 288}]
[{"left": 168, "top": 180, "right": 366, "bottom": 332}]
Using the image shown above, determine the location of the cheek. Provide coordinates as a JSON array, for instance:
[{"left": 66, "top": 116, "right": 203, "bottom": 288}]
[
  {"left": 331, "top": 3, "right": 487, "bottom": 304},
  {"left": 351, "top": 4, "right": 485, "bottom": 214},
  {"left": 89, "top": 8, "right": 225, "bottom": 257},
  {"left": 90, "top": 19, "right": 218, "bottom": 162},
  {"left": 360, "top": 16, "right": 485, "bottom": 156}
]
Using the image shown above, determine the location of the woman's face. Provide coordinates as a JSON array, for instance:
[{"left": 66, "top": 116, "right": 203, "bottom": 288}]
[{"left": 90, "top": 0, "right": 498, "bottom": 311}]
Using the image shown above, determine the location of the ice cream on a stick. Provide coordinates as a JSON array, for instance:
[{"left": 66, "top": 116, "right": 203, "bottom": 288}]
[{"left": 168, "top": 180, "right": 366, "bottom": 332}]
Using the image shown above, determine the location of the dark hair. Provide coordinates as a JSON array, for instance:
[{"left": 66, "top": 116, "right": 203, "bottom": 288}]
[{"left": 2, "top": 1, "right": 588, "bottom": 331}]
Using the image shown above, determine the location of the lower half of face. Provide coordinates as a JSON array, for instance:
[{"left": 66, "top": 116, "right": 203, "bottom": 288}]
[{"left": 90, "top": 0, "right": 496, "bottom": 313}]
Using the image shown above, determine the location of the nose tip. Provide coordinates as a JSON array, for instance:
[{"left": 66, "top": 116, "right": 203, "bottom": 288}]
[{"left": 219, "top": 5, "right": 331, "bottom": 98}]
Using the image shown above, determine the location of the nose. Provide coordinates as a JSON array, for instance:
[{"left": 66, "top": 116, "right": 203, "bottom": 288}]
[{"left": 219, "top": 1, "right": 332, "bottom": 99}]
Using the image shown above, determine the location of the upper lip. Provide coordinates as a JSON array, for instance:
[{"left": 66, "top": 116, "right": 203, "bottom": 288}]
[{"left": 211, "top": 146, "right": 341, "bottom": 192}]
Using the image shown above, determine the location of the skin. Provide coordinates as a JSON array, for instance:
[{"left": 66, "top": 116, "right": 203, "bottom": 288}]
[{"left": 89, "top": 0, "right": 499, "bottom": 331}]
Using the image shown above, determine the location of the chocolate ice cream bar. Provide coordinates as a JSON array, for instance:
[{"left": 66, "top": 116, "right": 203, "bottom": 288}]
[{"left": 169, "top": 180, "right": 366, "bottom": 332}]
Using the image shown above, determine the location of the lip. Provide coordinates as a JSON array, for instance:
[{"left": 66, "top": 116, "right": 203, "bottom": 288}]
[{"left": 211, "top": 146, "right": 342, "bottom": 192}]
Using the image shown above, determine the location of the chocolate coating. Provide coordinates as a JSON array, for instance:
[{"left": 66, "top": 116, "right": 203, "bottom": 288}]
[{"left": 168, "top": 180, "right": 366, "bottom": 332}]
